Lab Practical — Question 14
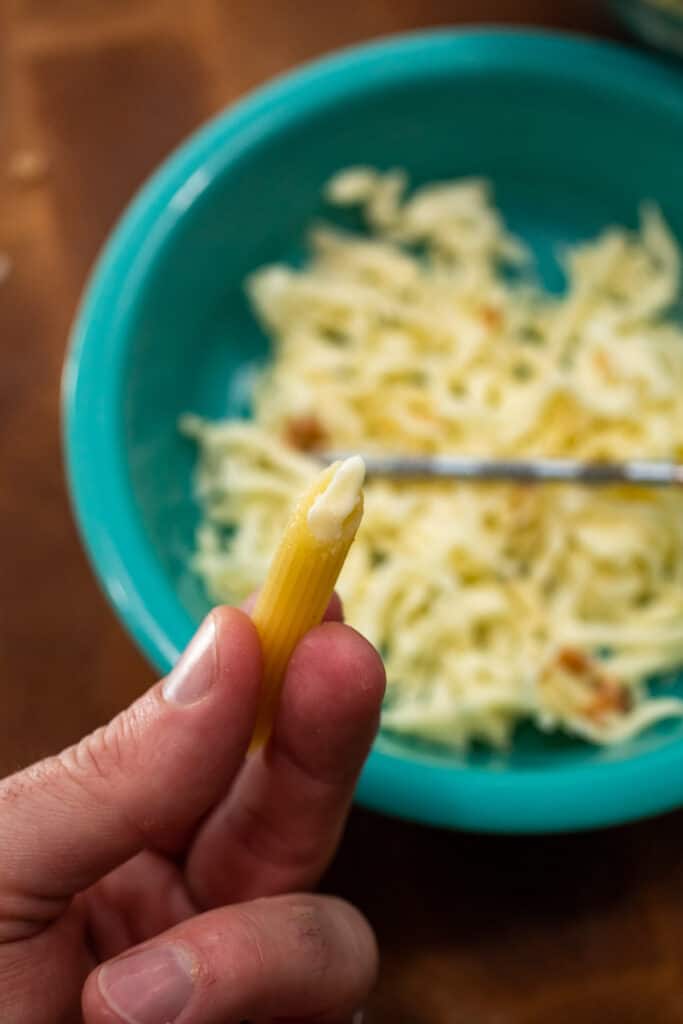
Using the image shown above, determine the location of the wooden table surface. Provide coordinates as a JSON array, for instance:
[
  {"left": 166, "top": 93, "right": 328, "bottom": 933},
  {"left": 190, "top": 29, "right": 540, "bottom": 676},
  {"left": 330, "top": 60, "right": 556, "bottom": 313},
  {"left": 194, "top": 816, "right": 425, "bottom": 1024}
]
[{"left": 5, "top": 3, "right": 683, "bottom": 1022}]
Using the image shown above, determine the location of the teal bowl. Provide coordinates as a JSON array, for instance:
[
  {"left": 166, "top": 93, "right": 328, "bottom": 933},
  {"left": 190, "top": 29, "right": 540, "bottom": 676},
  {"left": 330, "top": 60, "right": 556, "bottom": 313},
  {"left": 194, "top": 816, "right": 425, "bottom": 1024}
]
[
  {"left": 64, "top": 29, "right": 683, "bottom": 833},
  {"left": 611, "top": 0, "right": 683, "bottom": 58}
]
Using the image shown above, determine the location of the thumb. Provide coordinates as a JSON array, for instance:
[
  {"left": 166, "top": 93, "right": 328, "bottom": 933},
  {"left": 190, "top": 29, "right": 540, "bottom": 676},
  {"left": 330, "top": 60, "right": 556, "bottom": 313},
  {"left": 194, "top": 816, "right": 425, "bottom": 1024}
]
[{"left": 0, "top": 608, "right": 260, "bottom": 939}]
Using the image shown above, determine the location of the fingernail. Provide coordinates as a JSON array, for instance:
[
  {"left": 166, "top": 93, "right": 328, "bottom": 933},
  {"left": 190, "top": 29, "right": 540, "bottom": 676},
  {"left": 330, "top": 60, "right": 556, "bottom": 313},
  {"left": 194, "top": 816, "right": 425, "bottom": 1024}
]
[
  {"left": 163, "top": 615, "right": 216, "bottom": 705},
  {"left": 98, "top": 945, "right": 195, "bottom": 1024}
]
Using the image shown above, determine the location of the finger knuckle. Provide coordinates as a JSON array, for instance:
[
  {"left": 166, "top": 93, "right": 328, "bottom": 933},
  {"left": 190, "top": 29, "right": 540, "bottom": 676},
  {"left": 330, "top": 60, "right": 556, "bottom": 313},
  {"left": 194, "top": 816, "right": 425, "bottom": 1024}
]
[
  {"left": 234, "top": 896, "right": 334, "bottom": 982},
  {"left": 283, "top": 896, "right": 333, "bottom": 980},
  {"left": 58, "top": 711, "right": 136, "bottom": 796}
]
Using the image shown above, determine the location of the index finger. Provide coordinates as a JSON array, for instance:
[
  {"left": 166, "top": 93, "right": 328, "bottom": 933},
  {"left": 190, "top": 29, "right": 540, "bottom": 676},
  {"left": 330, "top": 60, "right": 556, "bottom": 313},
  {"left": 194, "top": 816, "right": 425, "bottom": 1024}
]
[{"left": 186, "top": 621, "right": 385, "bottom": 908}]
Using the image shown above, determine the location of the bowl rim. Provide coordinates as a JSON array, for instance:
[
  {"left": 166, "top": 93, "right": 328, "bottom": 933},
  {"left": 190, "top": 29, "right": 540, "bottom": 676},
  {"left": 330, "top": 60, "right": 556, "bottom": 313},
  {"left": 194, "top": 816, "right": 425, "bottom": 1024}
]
[{"left": 63, "top": 26, "right": 683, "bottom": 833}]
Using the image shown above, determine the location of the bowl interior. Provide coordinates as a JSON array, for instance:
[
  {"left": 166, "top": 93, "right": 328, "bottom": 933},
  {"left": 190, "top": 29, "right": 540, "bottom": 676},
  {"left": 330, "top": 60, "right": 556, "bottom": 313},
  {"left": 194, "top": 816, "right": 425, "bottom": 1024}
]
[{"left": 69, "top": 34, "right": 683, "bottom": 825}]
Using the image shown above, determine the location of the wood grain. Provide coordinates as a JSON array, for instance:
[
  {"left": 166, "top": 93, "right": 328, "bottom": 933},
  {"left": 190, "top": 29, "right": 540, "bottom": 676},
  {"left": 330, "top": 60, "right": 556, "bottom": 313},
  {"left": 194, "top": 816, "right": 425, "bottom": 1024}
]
[{"left": 4, "top": 4, "right": 683, "bottom": 1022}]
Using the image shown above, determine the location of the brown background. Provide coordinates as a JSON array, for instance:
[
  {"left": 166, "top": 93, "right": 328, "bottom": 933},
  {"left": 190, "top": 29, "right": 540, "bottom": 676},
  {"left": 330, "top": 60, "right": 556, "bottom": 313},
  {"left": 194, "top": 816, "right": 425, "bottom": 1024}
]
[{"left": 3, "top": 3, "right": 683, "bottom": 1022}]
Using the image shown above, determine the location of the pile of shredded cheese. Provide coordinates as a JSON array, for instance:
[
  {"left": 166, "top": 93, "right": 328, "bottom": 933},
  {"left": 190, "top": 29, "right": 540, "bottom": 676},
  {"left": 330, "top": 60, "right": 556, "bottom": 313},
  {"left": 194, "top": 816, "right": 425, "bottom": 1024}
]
[
  {"left": 183, "top": 168, "right": 683, "bottom": 749},
  {"left": 646, "top": 0, "right": 683, "bottom": 14}
]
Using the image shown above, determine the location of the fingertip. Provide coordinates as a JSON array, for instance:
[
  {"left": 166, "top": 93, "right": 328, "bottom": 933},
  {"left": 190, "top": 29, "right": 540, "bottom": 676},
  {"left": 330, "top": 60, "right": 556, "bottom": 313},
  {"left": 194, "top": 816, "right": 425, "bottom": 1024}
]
[
  {"left": 274, "top": 622, "right": 386, "bottom": 777},
  {"left": 211, "top": 606, "right": 263, "bottom": 691},
  {"left": 293, "top": 620, "right": 386, "bottom": 710},
  {"left": 241, "top": 591, "right": 259, "bottom": 615},
  {"left": 212, "top": 603, "right": 259, "bottom": 638},
  {"left": 324, "top": 591, "right": 344, "bottom": 623}
]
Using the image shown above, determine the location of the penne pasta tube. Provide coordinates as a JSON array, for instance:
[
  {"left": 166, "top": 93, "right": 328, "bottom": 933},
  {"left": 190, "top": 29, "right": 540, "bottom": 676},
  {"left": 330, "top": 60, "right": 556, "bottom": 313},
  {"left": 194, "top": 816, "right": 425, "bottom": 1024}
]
[{"left": 249, "top": 455, "right": 365, "bottom": 749}]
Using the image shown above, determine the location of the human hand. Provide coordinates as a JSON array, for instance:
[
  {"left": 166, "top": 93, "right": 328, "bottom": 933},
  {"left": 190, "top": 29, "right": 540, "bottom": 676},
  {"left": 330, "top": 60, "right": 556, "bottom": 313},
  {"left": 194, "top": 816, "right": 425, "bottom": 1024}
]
[{"left": 0, "top": 599, "right": 385, "bottom": 1023}]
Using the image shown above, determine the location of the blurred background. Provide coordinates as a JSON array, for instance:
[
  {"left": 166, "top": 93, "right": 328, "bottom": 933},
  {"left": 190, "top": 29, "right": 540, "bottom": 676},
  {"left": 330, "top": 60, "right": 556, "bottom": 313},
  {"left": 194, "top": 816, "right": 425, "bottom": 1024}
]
[{"left": 4, "top": 3, "right": 683, "bottom": 1022}]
